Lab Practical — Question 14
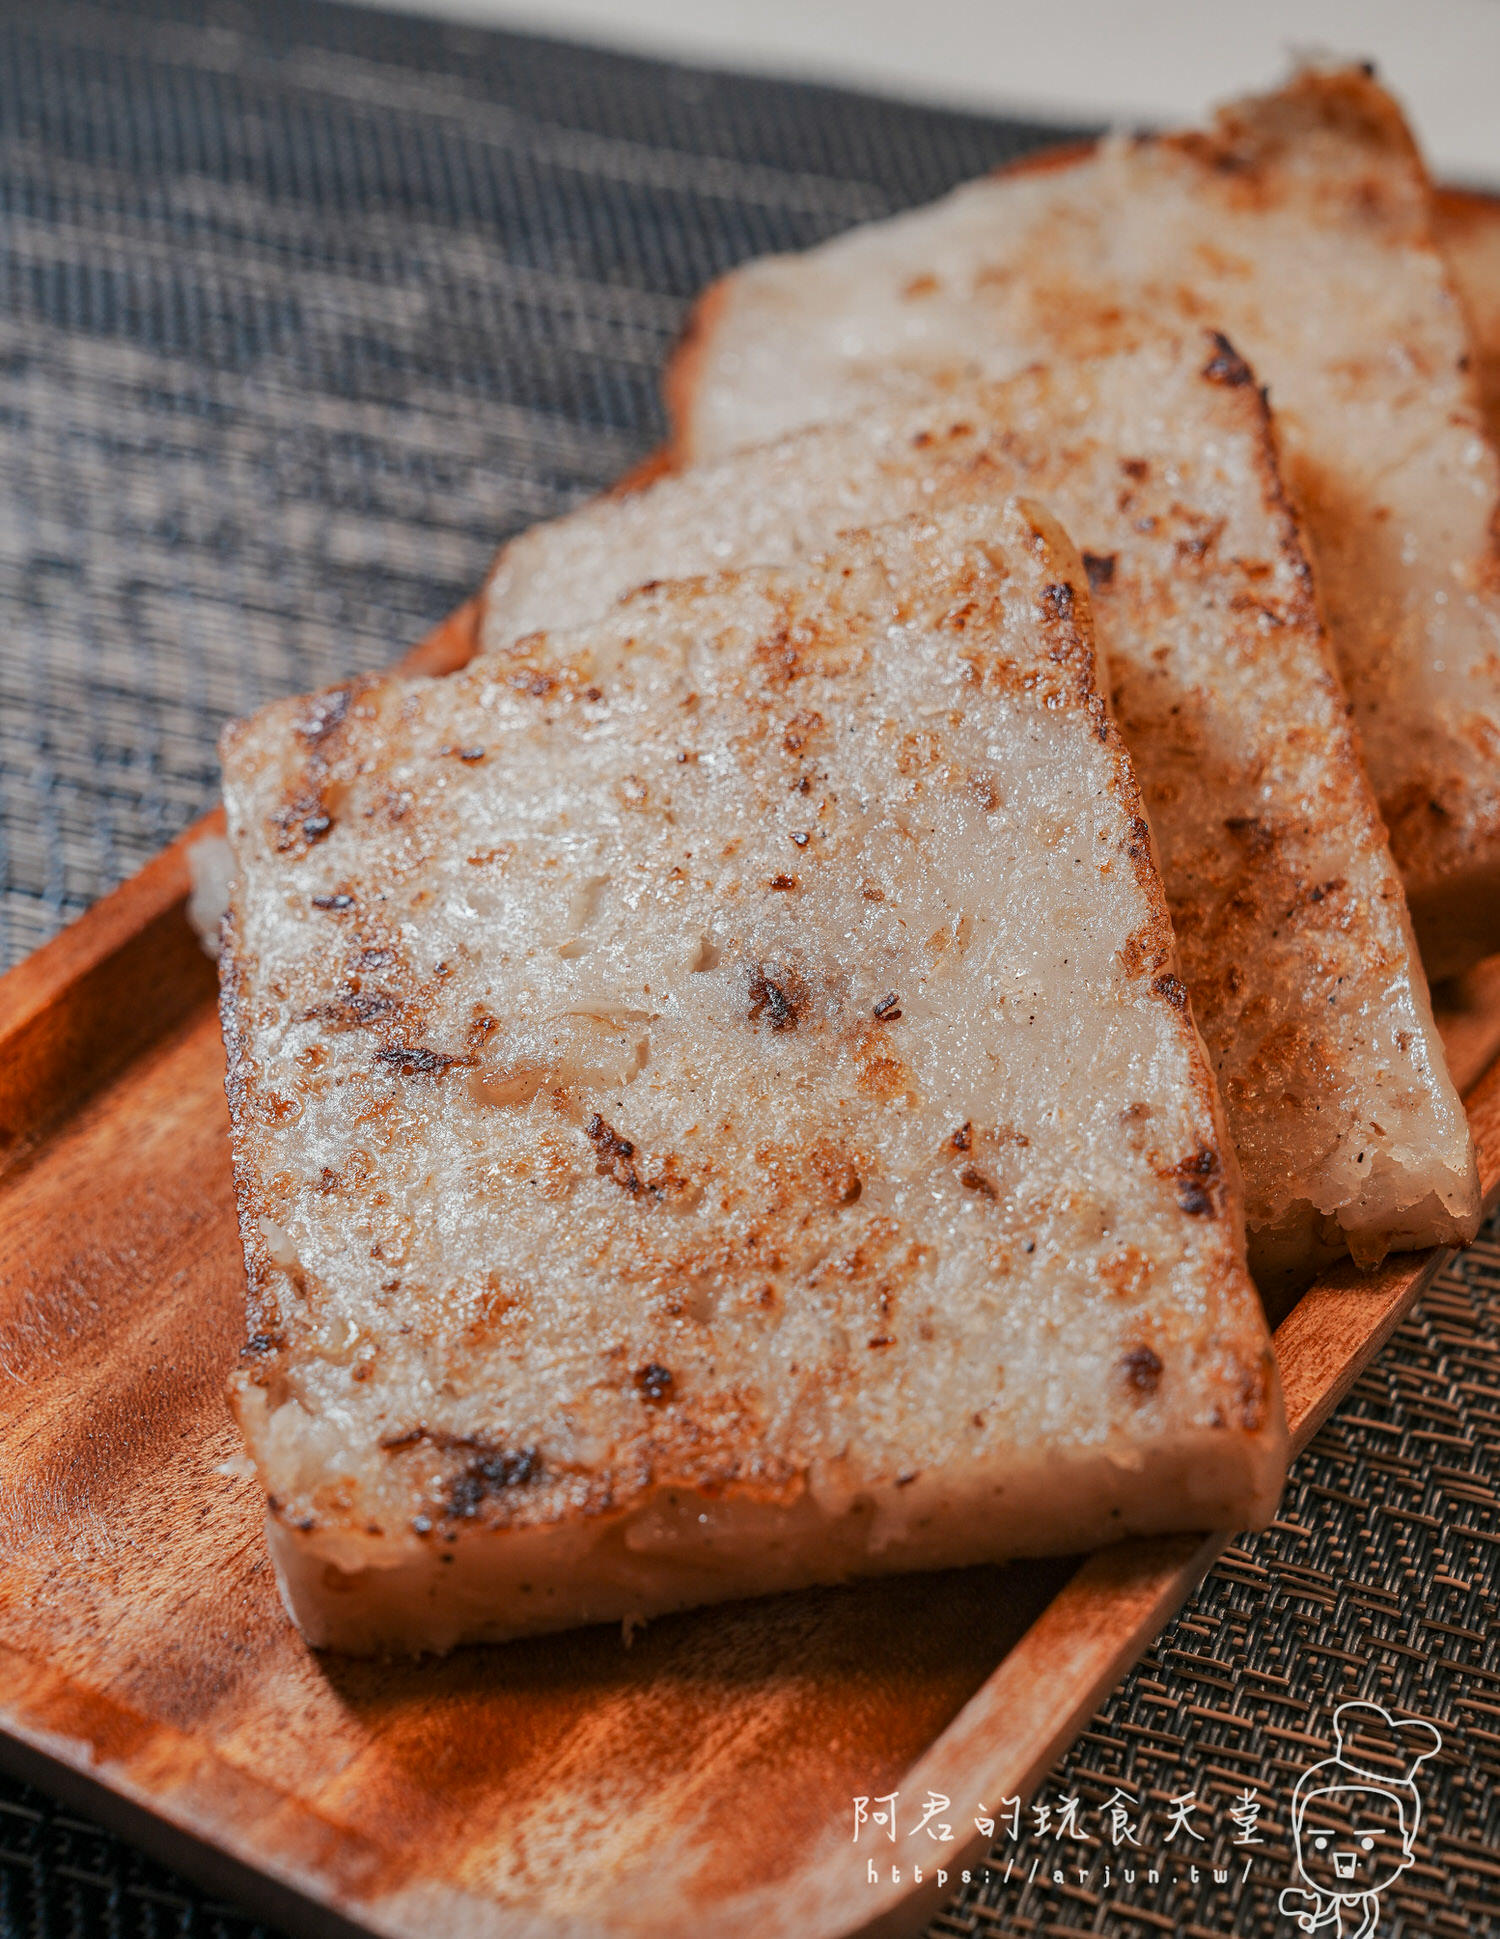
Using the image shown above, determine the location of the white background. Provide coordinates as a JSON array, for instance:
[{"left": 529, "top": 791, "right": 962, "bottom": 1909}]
[{"left": 350, "top": 0, "right": 1500, "bottom": 186}]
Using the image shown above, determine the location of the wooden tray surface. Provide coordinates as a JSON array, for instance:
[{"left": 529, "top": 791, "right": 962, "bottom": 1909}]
[{"left": 3, "top": 194, "right": 1500, "bottom": 1939}]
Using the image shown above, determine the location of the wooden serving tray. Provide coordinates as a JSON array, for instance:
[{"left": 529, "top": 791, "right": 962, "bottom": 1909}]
[{"left": 3, "top": 187, "right": 1500, "bottom": 1939}]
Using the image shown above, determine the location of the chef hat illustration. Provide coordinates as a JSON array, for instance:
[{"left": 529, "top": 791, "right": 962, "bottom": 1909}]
[{"left": 1292, "top": 1702, "right": 1442, "bottom": 1849}]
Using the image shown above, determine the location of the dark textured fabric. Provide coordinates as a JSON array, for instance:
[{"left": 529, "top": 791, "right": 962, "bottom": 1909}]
[{"left": 0, "top": 5, "right": 1495, "bottom": 1937}]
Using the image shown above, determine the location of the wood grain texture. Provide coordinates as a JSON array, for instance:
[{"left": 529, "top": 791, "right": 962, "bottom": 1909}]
[{"left": 4, "top": 210, "right": 1500, "bottom": 1939}]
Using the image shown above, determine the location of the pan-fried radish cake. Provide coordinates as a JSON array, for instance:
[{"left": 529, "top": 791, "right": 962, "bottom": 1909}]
[
  {"left": 484, "top": 339, "right": 1478, "bottom": 1293},
  {"left": 670, "top": 66, "right": 1500, "bottom": 979},
  {"left": 218, "top": 501, "right": 1286, "bottom": 1654}
]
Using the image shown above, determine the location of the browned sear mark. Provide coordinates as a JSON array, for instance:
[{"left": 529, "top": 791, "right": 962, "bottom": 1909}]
[
  {"left": 635, "top": 1362, "right": 675, "bottom": 1404},
  {"left": 951, "top": 1122, "right": 972, "bottom": 1151},
  {"left": 445, "top": 1444, "right": 540, "bottom": 1518},
  {"left": 1041, "top": 582, "right": 1075, "bottom": 620},
  {"left": 380, "top": 1425, "right": 541, "bottom": 1527},
  {"left": 1082, "top": 551, "right": 1117, "bottom": 591},
  {"left": 873, "top": 993, "right": 902, "bottom": 1021},
  {"left": 959, "top": 1164, "right": 997, "bottom": 1200},
  {"left": 748, "top": 964, "right": 808, "bottom": 1032},
  {"left": 586, "top": 1113, "right": 643, "bottom": 1195},
  {"left": 375, "top": 1044, "right": 472, "bottom": 1077},
  {"left": 1202, "top": 331, "right": 1254, "bottom": 387},
  {"left": 1170, "top": 1146, "right": 1219, "bottom": 1216},
  {"left": 274, "top": 792, "right": 334, "bottom": 852},
  {"left": 1121, "top": 1345, "right": 1163, "bottom": 1394}
]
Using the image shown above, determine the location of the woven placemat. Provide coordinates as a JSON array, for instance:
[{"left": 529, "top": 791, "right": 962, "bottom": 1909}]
[{"left": 0, "top": 4, "right": 1495, "bottom": 1935}]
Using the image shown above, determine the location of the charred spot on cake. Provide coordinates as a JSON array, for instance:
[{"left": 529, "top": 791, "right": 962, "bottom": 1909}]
[
  {"left": 959, "top": 1164, "right": 997, "bottom": 1200},
  {"left": 748, "top": 963, "right": 808, "bottom": 1032},
  {"left": 1174, "top": 515, "right": 1226, "bottom": 564},
  {"left": 445, "top": 1444, "right": 542, "bottom": 1518},
  {"left": 951, "top": 1122, "right": 973, "bottom": 1152},
  {"left": 381, "top": 1425, "right": 542, "bottom": 1521},
  {"left": 1125, "top": 814, "right": 1153, "bottom": 863},
  {"left": 873, "top": 992, "right": 903, "bottom": 1021},
  {"left": 509, "top": 667, "right": 557, "bottom": 698},
  {"left": 1121, "top": 1345, "right": 1163, "bottom": 1395},
  {"left": 374, "top": 1044, "right": 473, "bottom": 1077},
  {"left": 466, "top": 1010, "right": 499, "bottom": 1051},
  {"left": 1040, "top": 582, "right": 1075, "bottom": 623},
  {"left": 1082, "top": 552, "right": 1117, "bottom": 593},
  {"left": 1152, "top": 973, "right": 1189, "bottom": 1009},
  {"left": 308, "top": 981, "right": 399, "bottom": 1031},
  {"left": 272, "top": 792, "right": 335, "bottom": 854},
  {"left": 1168, "top": 1146, "right": 1220, "bottom": 1216},
  {"left": 1202, "top": 331, "right": 1254, "bottom": 387},
  {"left": 586, "top": 1113, "right": 643, "bottom": 1195},
  {"left": 635, "top": 1362, "right": 675, "bottom": 1405}
]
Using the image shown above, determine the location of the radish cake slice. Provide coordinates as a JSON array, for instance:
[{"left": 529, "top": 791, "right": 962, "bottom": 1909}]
[{"left": 218, "top": 501, "right": 1286, "bottom": 1654}]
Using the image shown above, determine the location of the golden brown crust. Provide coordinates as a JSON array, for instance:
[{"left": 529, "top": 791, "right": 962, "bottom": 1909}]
[
  {"left": 662, "top": 276, "right": 732, "bottom": 467},
  {"left": 1436, "top": 185, "right": 1500, "bottom": 452},
  {"left": 217, "top": 902, "right": 283, "bottom": 1356}
]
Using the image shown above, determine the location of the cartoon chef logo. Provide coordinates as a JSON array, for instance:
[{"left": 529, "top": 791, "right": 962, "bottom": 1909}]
[{"left": 1279, "top": 1702, "right": 1442, "bottom": 1938}]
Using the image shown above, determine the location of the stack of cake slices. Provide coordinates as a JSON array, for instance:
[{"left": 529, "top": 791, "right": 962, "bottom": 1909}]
[{"left": 215, "top": 66, "right": 1491, "bottom": 1654}]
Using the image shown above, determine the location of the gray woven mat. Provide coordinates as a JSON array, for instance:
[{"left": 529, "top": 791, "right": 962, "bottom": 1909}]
[{"left": 0, "top": 4, "right": 1495, "bottom": 1936}]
